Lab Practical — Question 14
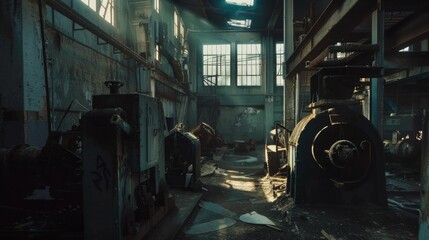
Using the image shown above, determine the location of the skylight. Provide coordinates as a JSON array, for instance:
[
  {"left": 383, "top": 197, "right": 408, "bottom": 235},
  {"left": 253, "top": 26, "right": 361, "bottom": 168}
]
[
  {"left": 227, "top": 19, "right": 252, "bottom": 28},
  {"left": 226, "top": 0, "right": 254, "bottom": 7}
]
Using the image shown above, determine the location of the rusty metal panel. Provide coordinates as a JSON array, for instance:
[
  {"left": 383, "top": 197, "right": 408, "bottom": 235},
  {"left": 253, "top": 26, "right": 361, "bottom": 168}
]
[
  {"left": 82, "top": 108, "right": 125, "bottom": 240},
  {"left": 419, "top": 112, "right": 429, "bottom": 239},
  {"left": 92, "top": 93, "right": 164, "bottom": 174}
]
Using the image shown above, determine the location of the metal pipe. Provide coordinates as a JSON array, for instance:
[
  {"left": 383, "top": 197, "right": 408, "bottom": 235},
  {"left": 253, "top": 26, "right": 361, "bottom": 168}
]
[
  {"left": 38, "top": 0, "right": 52, "bottom": 132},
  {"left": 420, "top": 109, "right": 429, "bottom": 239},
  {"left": 110, "top": 114, "right": 132, "bottom": 135},
  {"left": 370, "top": 0, "right": 385, "bottom": 133},
  {"left": 284, "top": 0, "right": 294, "bottom": 129}
]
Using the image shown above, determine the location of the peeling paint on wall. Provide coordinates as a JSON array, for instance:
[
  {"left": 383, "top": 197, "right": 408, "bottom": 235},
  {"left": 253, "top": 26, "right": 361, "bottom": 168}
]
[
  {"left": 85, "top": 91, "right": 93, "bottom": 107},
  {"left": 234, "top": 107, "right": 261, "bottom": 132},
  {"left": 215, "top": 106, "right": 265, "bottom": 144}
]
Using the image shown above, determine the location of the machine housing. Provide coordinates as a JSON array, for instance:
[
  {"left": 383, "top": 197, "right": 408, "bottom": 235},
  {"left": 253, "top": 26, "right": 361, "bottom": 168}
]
[{"left": 82, "top": 89, "right": 169, "bottom": 239}]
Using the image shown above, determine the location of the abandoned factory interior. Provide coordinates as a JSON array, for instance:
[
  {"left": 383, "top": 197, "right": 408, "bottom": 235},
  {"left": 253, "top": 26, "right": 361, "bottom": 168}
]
[{"left": 1, "top": 0, "right": 429, "bottom": 239}]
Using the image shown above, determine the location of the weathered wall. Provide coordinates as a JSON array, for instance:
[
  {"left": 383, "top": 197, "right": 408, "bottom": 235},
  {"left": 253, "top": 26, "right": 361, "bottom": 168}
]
[
  {"left": 0, "top": 0, "right": 49, "bottom": 147},
  {"left": 0, "top": 1, "right": 25, "bottom": 146},
  {"left": 45, "top": 29, "right": 135, "bottom": 131},
  {"left": 420, "top": 110, "right": 429, "bottom": 239},
  {"left": 45, "top": 0, "right": 136, "bottom": 132},
  {"left": 0, "top": 0, "right": 193, "bottom": 147},
  {"left": 216, "top": 106, "right": 265, "bottom": 143}
]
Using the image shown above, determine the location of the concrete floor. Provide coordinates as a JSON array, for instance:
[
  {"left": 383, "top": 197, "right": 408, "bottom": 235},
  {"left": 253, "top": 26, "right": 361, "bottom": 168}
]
[{"left": 175, "top": 145, "right": 419, "bottom": 240}]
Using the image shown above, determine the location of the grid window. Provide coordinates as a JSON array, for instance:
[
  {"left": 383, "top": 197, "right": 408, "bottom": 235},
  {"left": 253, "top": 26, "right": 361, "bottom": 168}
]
[
  {"left": 237, "top": 43, "right": 261, "bottom": 86},
  {"left": 202, "top": 44, "right": 231, "bottom": 86},
  {"left": 399, "top": 46, "right": 410, "bottom": 52},
  {"left": 174, "top": 10, "right": 179, "bottom": 38},
  {"left": 81, "top": 0, "right": 115, "bottom": 26},
  {"left": 179, "top": 22, "right": 185, "bottom": 45},
  {"left": 154, "top": 0, "right": 160, "bottom": 13},
  {"left": 155, "top": 44, "right": 160, "bottom": 62},
  {"left": 276, "top": 43, "right": 284, "bottom": 86},
  {"left": 81, "top": 0, "right": 96, "bottom": 11}
]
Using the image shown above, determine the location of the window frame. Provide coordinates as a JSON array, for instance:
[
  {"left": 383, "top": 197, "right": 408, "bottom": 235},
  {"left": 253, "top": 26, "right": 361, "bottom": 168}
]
[
  {"left": 80, "top": 0, "right": 116, "bottom": 26},
  {"left": 202, "top": 44, "right": 231, "bottom": 86},
  {"left": 154, "top": 0, "right": 160, "bottom": 13},
  {"left": 275, "top": 43, "right": 284, "bottom": 86},
  {"left": 174, "top": 10, "right": 179, "bottom": 38},
  {"left": 237, "top": 43, "right": 262, "bottom": 86},
  {"left": 155, "top": 44, "right": 160, "bottom": 62}
]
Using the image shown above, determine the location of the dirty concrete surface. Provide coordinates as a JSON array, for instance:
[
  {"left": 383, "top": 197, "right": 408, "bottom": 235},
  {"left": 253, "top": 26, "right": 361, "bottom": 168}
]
[{"left": 175, "top": 145, "right": 419, "bottom": 240}]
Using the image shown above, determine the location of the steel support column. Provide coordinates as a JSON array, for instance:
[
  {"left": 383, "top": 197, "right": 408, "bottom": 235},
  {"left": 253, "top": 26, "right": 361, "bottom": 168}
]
[
  {"left": 285, "top": 0, "right": 375, "bottom": 78},
  {"left": 420, "top": 110, "right": 429, "bottom": 239},
  {"left": 385, "top": 12, "right": 429, "bottom": 52},
  {"left": 283, "top": 0, "right": 294, "bottom": 130},
  {"left": 294, "top": 73, "right": 300, "bottom": 125},
  {"left": 370, "top": 0, "right": 384, "bottom": 133},
  {"left": 264, "top": 32, "right": 275, "bottom": 135}
]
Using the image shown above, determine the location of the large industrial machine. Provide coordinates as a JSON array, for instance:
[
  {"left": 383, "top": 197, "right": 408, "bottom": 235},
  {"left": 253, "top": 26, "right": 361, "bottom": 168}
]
[
  {"left": 82, "top": 81, "right": 172, "bottom": 239},
  {"left": 0, "top": 81, "right": 174, "bottom": 239},
  {"left": 383, "top": 113, "right": 422, "bottom": 164},
  {"left": 0, "top": 131, "right": 83, "bottom": 239},
  {"left": 287, "top": 67, "right": 387, "bottom": 205}
]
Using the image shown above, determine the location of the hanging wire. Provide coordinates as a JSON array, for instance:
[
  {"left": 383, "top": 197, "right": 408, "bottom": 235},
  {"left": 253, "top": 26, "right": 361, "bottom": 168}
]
[{"left": 56, "top": 99, "right": 89, "bottom": 131}]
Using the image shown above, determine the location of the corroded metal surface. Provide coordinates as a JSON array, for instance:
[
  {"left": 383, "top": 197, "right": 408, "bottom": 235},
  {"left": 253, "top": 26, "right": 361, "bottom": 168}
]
[{"left": 419, "top": 113, "right": 429, "bottom": 239}]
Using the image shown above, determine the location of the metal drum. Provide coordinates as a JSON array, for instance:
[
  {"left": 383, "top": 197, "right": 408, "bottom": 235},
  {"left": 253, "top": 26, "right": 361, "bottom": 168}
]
[{"left": 288, "top": 107, "right": 387, "bottom": 205}]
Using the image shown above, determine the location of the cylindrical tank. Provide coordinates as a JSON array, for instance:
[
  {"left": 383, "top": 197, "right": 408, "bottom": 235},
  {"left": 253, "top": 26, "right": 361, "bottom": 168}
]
[{"left": 287, "top": 107, "right": 386, "bottom": 205}]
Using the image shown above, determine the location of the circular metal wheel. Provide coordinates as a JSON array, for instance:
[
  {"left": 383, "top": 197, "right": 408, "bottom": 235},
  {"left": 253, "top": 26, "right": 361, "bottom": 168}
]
[
  {"left": 396, "top": 139, "right": 418, "bottom": 163},
  {"left": 312, "top": 123, "right": 373, "bottom": 188}
]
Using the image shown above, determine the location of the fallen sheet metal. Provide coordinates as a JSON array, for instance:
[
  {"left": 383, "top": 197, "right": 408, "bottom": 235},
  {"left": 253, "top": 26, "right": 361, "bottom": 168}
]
[
  {"left": 223, "top": 155, "right": 258, "bottom": 163},
  {"left": 184, "top": 218, "right": 236, "bottom": 235},
  {"left": 239, "top": 211, "right": 276, "bottom": 226},
  {"left": 199, "top": 201, "right": 237, "bottom": 218}
]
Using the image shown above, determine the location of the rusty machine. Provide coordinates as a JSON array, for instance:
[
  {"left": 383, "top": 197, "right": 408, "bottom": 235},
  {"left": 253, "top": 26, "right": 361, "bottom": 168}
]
[
  {"left": 81, "top": 81, "right": 172, "bottom": 239},
  {"left": 287, "top": 67, "right": 387, "bottom": 205},
  {"left": 383, "top": 113, "right": 423, "bottom": 164},
  {"left": 0, "top": 81, "right": 172, "bottom": 239},
  {"left": 165, "top": 126, "right": 201, "bottom": 189},
  {"left": 0, "top": 131, "right": 83, "bottom": 239}
]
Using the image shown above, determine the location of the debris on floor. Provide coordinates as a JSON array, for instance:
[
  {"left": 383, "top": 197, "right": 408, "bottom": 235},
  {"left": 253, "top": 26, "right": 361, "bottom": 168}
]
[
  {"left": 176, "top": 145, "right": 419, "bottom": 240},
  {"left": 239, "top": 211, "right": 281, "bottom": 231},
  {"left": 184, "top": 218, "right": 237, "bottom": 235},
  {"left": 199, "top": 201, "right": 237, "bottom": 218}
]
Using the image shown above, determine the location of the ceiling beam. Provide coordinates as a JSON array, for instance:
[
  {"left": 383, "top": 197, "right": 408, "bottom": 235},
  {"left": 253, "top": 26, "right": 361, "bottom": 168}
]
[
  {"left": 267, "top": 0, "right": 282, "bottom": 30},
  {"left": 385, "top": 70, "right": 429, "bottom": 85},
  {"left": 199, "top": 0, "right": 209, "bottom": 19},
  {"left": 385, "top": 52, "right": 429, "bottom": 67},
  {"left": 384, "top": 0, "right": 429, "bottom": 11},
  {"left": 285, "top": 0, "right": 376, "bottom": 77},
  {"left": 385, "top": 11, "right": 429, "bottom": 52}
]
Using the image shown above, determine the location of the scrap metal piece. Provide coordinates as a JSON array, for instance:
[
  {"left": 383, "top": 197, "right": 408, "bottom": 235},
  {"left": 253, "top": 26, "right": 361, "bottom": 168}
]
[
  {"left": 199, "top": 201, "right": 237, "bottom": 218},
  {"left": 239, "top": 211, "right": 276, "bottom": 226},
  {"left": 184, "top": 218, "right": 236, "bottom": 235}
]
